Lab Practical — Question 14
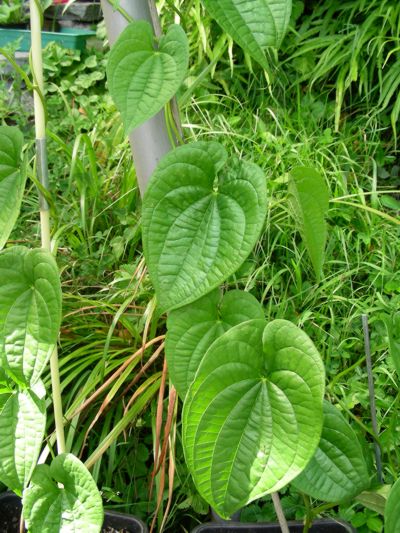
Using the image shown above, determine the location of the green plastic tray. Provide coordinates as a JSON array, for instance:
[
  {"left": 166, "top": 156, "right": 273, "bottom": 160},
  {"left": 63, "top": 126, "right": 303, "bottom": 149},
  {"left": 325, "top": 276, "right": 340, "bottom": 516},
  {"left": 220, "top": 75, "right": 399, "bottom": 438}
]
[{"left": 0, "top": 27, "right": 96, "bottom": 51}]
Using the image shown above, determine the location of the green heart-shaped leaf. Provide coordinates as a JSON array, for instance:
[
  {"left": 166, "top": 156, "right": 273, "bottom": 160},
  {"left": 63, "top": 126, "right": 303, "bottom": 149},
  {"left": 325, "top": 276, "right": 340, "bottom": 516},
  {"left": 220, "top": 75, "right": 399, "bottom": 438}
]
[
  {"left": 107, "top": 20, "right": 188, "bottom": 133},
  {"left": 166, "top": 289, "right": 264, "bottom": 397},
  {"left": 0, "top": 247, "right": 62, "bottom": 386},
  {"left": 183, "top": 319, "right": 325, "bottom": 518},
  {"left": 385, "top": 477, "right": 400, "bottom": 533},
  {"left": 202, "top": 0, "right": 292, "bottom": 68},
  {"left": 289, "top": 167, "right": 329, "bottom": 281},
  {"left": 0, "top": 126, "right": 25, "bottom": 250},
  {"left": 23, "top": 453, "right": 103, "bottom": 532},
  {"left": 292, "top": 401, "right": 370, "bottom": 502},
  {"left": 142, "top": 142, "right": 267, "bottom": 312},
  {"left": 0, "top": 382, "right": 46, "bottom": 495}
]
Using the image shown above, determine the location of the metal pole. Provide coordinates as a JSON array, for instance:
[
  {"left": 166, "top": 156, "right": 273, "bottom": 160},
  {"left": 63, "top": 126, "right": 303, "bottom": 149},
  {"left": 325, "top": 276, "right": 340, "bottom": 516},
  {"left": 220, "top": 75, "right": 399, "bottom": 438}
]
[
  {"left": 100, "top": 0, "right": 174, "bottom": 197},
  {"left": 362, "top": 314, "right": 383, "bottom": 483}
]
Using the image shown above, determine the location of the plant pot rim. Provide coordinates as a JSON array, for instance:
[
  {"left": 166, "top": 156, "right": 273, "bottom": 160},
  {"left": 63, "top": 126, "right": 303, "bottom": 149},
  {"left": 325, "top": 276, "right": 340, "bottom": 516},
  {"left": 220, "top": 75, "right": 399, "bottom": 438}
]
[{"left": 191, "top": 518, "right": 356, "bottom": 532}]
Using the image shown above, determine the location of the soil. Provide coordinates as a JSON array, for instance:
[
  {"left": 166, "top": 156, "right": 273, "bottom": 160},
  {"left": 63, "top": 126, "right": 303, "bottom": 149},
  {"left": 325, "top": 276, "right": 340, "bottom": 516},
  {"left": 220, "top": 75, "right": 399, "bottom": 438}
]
[{"left": 0, "top": 498, "right": 23, "bottom": 533}]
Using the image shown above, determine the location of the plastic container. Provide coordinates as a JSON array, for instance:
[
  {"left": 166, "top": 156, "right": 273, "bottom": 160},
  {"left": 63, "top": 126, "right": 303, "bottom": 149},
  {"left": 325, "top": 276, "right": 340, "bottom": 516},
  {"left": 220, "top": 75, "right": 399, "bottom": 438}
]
[
  {"left": 0, "top": 492, "right": 148, "bottom": 532},
  {"left": 191, "top": 520, "right": 357, "bottom": 533},
  {"left": 45, "top": 2, "right": 102, "bottom": 23},
  {"left": 0, "top": 27, "right": 96, "bottom": 51}
]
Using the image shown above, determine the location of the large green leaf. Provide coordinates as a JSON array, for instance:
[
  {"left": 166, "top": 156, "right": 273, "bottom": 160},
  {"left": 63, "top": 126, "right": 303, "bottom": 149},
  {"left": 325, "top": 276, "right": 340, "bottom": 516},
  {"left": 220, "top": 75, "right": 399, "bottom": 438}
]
[
  {"left": 166, "top": 289, "right": 264, "bottom": 398},
  {"left": 0, "top": 247, "right": 62, "bottom": 386},
  {"left": 183, "top": 319, "right": 325, "bottom": 518},
  {"left": 0, "top": 383, "right": 46, "bottom": 495},
  {"left": 0, "top": 126, "right": 25, "bottom": 250},
  {"left": 142, "top": 142, "right": 267, "bottom": 312},
  {"left": 107, "top": 20, "right": 188, "bottom": 133},
  {"left": 385, "top": 477, "right": 400, "bottom": 533},
  {"left": 23, "top": 453, "right": 104, "bottom": 532},
  {"left": 292, "top": 401, "right": 370, "bottom": 502},
  {"left": 202, "top": 0, "right": 292, "bottom": 68},
  {"left": 289, "top": 167, "right": 330, "bottom": 280}
]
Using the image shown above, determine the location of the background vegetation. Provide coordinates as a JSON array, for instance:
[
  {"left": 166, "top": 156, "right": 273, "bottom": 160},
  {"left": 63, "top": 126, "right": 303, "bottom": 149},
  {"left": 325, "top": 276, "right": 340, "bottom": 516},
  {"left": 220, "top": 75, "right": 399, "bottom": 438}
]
[{"left": 1, "top": 0, "right": 399, "bottom": 531}]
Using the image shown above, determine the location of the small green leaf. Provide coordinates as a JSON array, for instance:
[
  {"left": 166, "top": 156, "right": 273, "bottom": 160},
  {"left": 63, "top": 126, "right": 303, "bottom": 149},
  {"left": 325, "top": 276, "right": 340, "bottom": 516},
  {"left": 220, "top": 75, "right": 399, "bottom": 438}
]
[
  {"left": 0, "top": 126, "right": 25, "bottom": 250},
  {"left": 0, "top": 247, "right": 62, "bottom": 386},
  {"left": 166, "top": 289, "right": 264, "bottom": 397},
  {"left": 383, "top": 312, "right": 400, "bottom": 379},
  {"left": 0, "top": 383, "right": 46, "bottom": 495},
  {"left": 289, "top": 167, "right": 330, "bottom": 280},
  {"left": 385, "top": 478, "right": 400, "bottom": 533},
  {"left": 23, "top": 453, "right": 104, "bottom": 532},
  {"left": 142, "top": 141, "right": 267, "bottom": 312},
  {"left": 107, "top": 21, "right": 188, "bottom": 133},
  {"left": 367, "top": 516, "right": 383, "bottom": 533},
  {"left": 356, "top": 486, "right": 391, "bottom": 515},
  {"left": 183, "top": 319, "right": 325, "bottom": 518},
  {"left": 292, "top": 401, "right": 370, "bottom": 502},
  {"left": 202, "top": 0, "right": 292, "bottom": 68}
]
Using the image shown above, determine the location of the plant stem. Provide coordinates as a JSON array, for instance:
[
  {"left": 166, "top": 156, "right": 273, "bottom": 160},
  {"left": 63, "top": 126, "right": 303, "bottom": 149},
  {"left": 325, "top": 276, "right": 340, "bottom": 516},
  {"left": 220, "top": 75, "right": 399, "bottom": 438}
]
[
  {"left": 302, "top": 493, "right": 313, "bottom": 533},
  {"left": 106, "top": 0, "right": 133, "bottom": 22},
  {"left": 30, "top": 0, "right": 66, "bottom": 455},
  {"left": 271, "top": 492, "right": 290, "bottom": 533}
]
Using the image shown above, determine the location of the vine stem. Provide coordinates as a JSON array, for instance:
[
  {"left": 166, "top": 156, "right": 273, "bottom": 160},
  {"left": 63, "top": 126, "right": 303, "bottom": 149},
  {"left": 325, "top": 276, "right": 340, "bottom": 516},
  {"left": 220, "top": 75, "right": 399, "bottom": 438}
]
[
  {"left": 271, "top": 492, "right": 290, "bottom": 533},
  {"left": 30, "top": 0, "right": 66, "bottom": 455}
]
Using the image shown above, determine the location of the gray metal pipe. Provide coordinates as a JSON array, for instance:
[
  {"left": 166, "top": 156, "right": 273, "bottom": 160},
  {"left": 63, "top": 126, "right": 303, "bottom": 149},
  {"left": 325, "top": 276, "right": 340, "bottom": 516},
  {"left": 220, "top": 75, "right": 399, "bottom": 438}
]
[{"left": 101, "top": 0, "right": 173, "bottom": 196}]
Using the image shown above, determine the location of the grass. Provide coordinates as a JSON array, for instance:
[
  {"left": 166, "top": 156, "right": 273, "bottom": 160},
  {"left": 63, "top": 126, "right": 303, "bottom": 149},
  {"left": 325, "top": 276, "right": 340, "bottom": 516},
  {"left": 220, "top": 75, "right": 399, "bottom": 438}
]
[{"left": 1, "top": 1, "right": 400, "bottom": 531}]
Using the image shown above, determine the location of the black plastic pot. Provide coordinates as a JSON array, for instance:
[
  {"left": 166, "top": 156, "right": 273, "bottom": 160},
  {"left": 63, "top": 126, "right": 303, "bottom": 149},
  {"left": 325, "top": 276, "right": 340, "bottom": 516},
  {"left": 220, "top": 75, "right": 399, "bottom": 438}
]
[
  {"left": 191, "top": 519, "right": 356, "bottom": 533},
  {"left": 0, "top": 492, "right": 148, "bottom": 533}
]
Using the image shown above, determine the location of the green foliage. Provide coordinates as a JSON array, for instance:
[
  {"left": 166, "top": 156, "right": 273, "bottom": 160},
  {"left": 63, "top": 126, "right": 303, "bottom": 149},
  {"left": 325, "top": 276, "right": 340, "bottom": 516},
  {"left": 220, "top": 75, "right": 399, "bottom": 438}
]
[
  {"left": 202, "top": 0, "right": 292, "bottom": 68},
  {"left": 288, "top": 166, "right": 329, "bottom": 280},
  {"left": 1, "top": 0, "right": 398, "bottom": 528},
  {"left": 166, "top": 288, "right": 264, "bottom": 397},
  {"left": 283, "top": 0, "right": 400, "bottom": 134},
  {"left": 0, "top": 126, "right": 25, "bottom": 250},
  {"left": 0, "top": 0, "right": 27, "bottom": 25},
  {"left": 0, "top": 383, "right": 46, "bottom": 495},
  {"left": 383, "top": 312, "right": 400, "bottom": 379},
  {"left": 0, "top": 247, "right": 62, "bottom": 386},
  {"left": 23, "top": 453, "right": 104, "bottom": 532},
  {"left": 292, "top": 401, "right": 370, "bottom": 502},
  {"left": 183, "top": 319, "right": 325, "bottom": 518},
  {"left": 107, "top": 20, "right": 189, "bottom": 133},
  {"left": 142, "top": 141, "right": 267, "bottom": 311}
]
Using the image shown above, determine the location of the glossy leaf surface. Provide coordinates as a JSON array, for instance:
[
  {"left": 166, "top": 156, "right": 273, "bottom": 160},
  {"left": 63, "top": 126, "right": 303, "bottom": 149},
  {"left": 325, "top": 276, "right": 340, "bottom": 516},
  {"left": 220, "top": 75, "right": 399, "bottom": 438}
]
[
  {"left": 107, "top": 20, "right": 188, "bottom": 133},
  {"left": 23, "top": 453, "right": 104, "bottom": 532},
  {"left": 202, "top": 0, "right": 292, "bottom": 68},
  {"left": 292, "top": 401, "right": 370, "bottom": 502},
  {"left": 183, "top": 319, "right": 325, "bottom": 518},
  {"left": 289, "top": 167, "right": 329, "bottom": 280},
  {"left": 385, "top": 477, "right": 400, "bottom": 533},
  {"left": 142, "top": 142, "right": 267, "bottom": 311},
  {"left": 0, "top": 383, "right": 46, "bottom": 495},
  {"left": 0, "top": 126, "right": 25, "bottom": 250},
  {"left": 0, "top": 247, "right": 62, "bottom": 386},
  {"left": 166, "top": 289, "right": 264, "bottom": 397}
]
